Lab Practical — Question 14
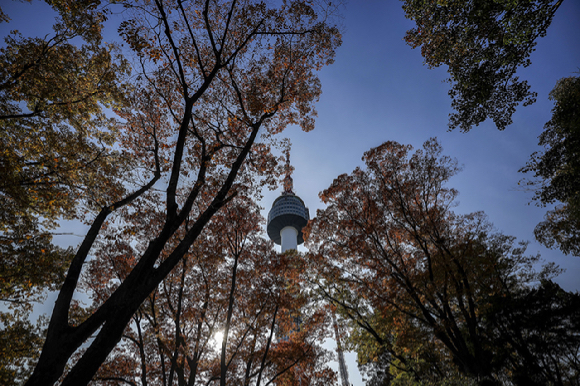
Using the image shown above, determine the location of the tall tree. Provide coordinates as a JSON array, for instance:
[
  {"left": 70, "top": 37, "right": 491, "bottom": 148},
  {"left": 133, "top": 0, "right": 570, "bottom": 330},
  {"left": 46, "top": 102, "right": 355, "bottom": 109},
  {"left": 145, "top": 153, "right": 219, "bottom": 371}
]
[
  {"left": 401, "top": 0, "right": 563, "bottom": 131},
  {"left": 304, "top": 138, "right": 567, "bottom": 385},
  {"left": 21, "top": 1, "right": 341, "bottom": 385},
  {"left": 83, "top": 196, "right": 335, "bottom": 386},
  {"left": 0, "top": 1, "right": 129, "bottom": 382},
  {"left": 521, "top": 75, "right": 580, "bottom": 256}
]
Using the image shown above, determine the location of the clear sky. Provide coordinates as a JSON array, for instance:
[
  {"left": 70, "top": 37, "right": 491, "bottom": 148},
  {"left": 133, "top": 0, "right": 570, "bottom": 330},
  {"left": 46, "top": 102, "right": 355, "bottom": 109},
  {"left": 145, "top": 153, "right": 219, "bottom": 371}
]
[{"left": 3, "top": 1, "right": 580, "bottom": 385}]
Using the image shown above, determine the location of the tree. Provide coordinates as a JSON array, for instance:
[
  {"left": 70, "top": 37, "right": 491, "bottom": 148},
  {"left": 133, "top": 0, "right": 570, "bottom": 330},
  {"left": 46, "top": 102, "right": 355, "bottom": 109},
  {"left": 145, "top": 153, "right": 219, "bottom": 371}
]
[
  {"left": 0, "top": 315, "right": 46, "bottom": 386},
  {"left": 83, "top": 196, "right": 335, "bottom": 386},
  {"left": 521, "top": 75, "right": 580, "bottom": 256},
  {"left": 19, "top": 1, "right": 341, "bottom": 385},
  {"left": 0, "top": 1, "right": 129, "bottom": 382},
  {"left": 304, "top": 138, "right": 567, "bottom": 385},
  {"left": 484, "top": 280, "right": 580, "bottom": 386},
  {"left": 0, "top": 0, "right": 129, "bottom": 228},
  {"left": 401, "top": 0, "right": 563, "bottom": 132}
]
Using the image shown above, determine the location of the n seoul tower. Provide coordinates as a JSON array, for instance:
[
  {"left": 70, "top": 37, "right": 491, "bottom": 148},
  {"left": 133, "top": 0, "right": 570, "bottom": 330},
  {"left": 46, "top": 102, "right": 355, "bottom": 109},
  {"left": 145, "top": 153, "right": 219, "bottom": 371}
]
[
  {"left": 266, "top": 152, "right": 351, "bottom": 386},
  {"left": 267, "top": 152, "right": 309, "bottom": 253}
]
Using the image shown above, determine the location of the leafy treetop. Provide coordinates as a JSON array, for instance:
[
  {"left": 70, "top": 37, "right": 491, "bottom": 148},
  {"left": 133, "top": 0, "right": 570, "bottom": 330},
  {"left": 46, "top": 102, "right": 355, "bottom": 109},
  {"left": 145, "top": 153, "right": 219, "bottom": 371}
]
[{"left": 402, "top": 0, "right": 563, "bottom": 132}]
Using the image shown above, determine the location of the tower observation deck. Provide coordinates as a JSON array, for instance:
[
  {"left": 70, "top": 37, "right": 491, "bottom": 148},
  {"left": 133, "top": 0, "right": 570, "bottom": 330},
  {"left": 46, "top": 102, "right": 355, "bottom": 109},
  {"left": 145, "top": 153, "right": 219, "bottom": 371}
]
[{"left": 267, "top": 152, "right": 309, "bottom": 252}]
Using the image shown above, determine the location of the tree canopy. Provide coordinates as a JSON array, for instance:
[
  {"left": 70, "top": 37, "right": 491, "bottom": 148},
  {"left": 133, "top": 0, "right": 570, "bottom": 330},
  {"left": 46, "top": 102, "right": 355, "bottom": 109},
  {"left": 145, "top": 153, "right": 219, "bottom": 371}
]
[
  {"left": 3, "top": 2, "right": 580, "bottom": 386},
  {"left": 304, "top": 138, "right": 578, "bottom": 385},
  {"left": 0, "top": 1, "right": 129, "bottom": 382},
  {"left": 84, "top": 197, "right": 334, "bottom": 386},
  {"left": 521, "top": 74, "right": 580, "bottom": 256},
  {"left": 401, "top": 0, "right": 563, "bottom": 131}
]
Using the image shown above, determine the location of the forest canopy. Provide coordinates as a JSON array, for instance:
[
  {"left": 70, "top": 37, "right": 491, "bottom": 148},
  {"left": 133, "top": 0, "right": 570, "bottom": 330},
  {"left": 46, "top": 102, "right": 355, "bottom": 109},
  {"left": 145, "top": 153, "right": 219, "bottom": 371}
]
[{"left": 1, "top": 1, "right": 578, "bottom": 386}]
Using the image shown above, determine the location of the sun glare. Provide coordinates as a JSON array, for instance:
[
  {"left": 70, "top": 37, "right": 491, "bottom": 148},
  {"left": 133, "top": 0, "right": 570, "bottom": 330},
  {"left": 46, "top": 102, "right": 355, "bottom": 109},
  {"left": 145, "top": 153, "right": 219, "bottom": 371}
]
[{"left": 211, "top": 331, "right": 224, "bottom": 352}]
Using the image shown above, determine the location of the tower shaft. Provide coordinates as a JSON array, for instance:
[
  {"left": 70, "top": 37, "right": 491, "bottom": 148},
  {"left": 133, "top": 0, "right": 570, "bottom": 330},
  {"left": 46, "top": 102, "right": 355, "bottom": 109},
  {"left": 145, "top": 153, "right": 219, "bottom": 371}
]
[{"left": 280, "top": 226, "right": 299, "bottom": 252}]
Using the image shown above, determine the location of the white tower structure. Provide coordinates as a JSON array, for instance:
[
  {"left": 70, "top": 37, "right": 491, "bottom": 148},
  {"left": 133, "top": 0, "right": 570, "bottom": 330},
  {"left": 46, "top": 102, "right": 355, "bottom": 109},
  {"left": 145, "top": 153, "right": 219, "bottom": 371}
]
[
  {"left": 267, "top": 152, "right": 309, "bottom": 253},
  {"left": 266, "top": 153, "right": 351, "bottom": 386}
]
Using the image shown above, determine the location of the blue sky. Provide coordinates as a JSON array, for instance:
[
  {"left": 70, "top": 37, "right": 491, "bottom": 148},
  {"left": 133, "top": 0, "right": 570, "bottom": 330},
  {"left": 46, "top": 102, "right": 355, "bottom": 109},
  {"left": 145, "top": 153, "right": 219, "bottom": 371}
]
[
  {"left": 3, "top": 1, "right": 580, "bottom": 385},
  {"left": 275, "top": 0, "right": 580, "bottom": 292}
]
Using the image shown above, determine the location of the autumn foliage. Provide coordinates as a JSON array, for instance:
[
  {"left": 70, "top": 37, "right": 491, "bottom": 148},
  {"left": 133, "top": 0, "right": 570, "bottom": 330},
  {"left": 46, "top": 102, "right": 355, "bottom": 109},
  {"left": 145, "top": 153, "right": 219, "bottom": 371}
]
[
  {"left": 82, "top": 197, "right": 334, "bottom": 386},
  {"left": 3, "top": 2, "right": 580, "bottom": 386},
  {"left": 1, "top": 1, "right": 128, "bottom": 382},
  {"left": 0, "top": 1, "right": 342, "bottom": 385},
  {"left": 305, "top": 139, "right": 579, "bottom": 385}
]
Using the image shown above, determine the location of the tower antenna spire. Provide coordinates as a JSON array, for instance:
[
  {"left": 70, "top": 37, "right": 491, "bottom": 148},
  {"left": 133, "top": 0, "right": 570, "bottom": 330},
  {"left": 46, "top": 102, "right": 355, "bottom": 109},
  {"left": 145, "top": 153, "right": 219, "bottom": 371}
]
[{"left": 283, "top": 150, "right": 294, "bottom": 195}]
